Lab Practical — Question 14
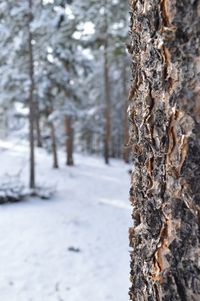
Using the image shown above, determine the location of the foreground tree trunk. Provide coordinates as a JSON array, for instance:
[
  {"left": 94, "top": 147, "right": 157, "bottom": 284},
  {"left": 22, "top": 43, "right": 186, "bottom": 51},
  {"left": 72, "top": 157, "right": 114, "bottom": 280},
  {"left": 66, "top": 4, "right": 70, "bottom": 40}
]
[
  {"left": 128, "top": 1, "right": 200, "bottom": 300},
  {"left": 28, "top": 0, "right": 35, "bottom": 189},
  {"left": 64, "top": 115, "right": 74, "bottom": 166}
]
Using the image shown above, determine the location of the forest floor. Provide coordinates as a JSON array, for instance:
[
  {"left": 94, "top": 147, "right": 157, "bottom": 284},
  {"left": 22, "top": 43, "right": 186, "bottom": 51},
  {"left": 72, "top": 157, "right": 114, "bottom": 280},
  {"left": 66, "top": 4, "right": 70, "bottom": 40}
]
[{"left": 0, "top": 139, "right": 131, "bottom": 301}]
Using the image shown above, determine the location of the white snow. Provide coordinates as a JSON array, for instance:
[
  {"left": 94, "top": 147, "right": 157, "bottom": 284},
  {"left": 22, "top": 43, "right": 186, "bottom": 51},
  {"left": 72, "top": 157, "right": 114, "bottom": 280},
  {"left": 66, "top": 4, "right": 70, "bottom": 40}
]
[{"left": 0, "top": 139, "right": 131, "bottom": 301}]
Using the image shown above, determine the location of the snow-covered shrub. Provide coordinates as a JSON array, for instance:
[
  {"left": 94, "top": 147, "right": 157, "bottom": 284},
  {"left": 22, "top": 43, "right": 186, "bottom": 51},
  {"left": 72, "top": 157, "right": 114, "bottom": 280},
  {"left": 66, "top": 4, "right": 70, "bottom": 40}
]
[{"left": 0, "top": 176, "right": 26, "bottom": 204}]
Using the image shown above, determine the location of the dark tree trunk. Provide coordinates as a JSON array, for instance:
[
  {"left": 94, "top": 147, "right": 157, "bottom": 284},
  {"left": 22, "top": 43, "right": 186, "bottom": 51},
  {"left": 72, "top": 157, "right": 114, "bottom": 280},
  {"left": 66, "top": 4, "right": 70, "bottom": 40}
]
[
  {"left": 122, "top": 59, "right": 130, "bottom": 163},
  {"left": 128, "top": 1, "right": 200, "bottom": 300},
  {"left": 47, "top": 100, "right": 59, "bottom": 169},
  {"left": 86, "top": 134, "right": 92, "bottom": 154},
  {"left": 50, "top": 122, "right": 59, "bottom": 169},
  {"left": 35, "top": 101, "right": 42, "bottom": 148},
  {"left": 103, "top": 0, "right": 111, "bottom": 165},
  {"left": 28, "top": 0, "right": 35, "bottom": 189},
  {"left": 64, "top": 115, "right": 74, "bottom": 166}
]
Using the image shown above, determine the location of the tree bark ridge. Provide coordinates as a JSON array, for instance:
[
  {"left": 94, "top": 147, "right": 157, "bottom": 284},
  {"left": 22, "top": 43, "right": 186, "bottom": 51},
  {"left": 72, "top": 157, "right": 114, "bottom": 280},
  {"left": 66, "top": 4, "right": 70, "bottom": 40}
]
[{"left": 128, "top": 0, "right": 200, "bottom": 300}]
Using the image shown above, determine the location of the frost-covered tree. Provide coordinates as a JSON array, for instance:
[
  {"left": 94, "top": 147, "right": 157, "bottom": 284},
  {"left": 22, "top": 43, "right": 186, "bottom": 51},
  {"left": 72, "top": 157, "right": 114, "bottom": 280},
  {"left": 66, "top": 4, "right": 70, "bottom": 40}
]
[
  {"left": 0, "top": 1, "right": 29, "bottom": 136},
  {"left": 0, "top": 0, "right": 130, "bottom": 172},
  {"left": 74, "top": 0, "right": 129, "bottom": 163},
  {"left": 0, "top": 0, "right": 37, "bottom": 188},
  {"left": 0, "top": 0, "right": 55, "bottom": 185}
]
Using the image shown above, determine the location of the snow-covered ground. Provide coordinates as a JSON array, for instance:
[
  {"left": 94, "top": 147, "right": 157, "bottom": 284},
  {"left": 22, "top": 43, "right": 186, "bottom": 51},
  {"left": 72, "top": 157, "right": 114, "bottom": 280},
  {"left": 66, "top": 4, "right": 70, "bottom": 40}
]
[{"left": 0, "top": 139, "right": 131, "bottom": 301}]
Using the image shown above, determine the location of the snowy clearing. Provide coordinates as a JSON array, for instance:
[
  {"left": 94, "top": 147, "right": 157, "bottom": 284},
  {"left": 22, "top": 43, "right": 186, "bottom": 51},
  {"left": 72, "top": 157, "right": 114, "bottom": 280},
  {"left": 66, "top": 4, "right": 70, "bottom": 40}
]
[{"left": 0, "top": 140, "right": 131, "bottom": 301}]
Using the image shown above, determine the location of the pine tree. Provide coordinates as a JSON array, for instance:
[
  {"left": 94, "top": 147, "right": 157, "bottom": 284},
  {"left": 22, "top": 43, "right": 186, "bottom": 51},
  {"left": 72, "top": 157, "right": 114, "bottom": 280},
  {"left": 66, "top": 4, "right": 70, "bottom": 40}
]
[
  {"left": 0, "top": 0, "right": 130, "bottom": 169},
  {"left": 129, "top": 1, "right": 200, "bottom": 300},
  {"left": 77, "top": 0, "right": 129, "bottom": 162}
]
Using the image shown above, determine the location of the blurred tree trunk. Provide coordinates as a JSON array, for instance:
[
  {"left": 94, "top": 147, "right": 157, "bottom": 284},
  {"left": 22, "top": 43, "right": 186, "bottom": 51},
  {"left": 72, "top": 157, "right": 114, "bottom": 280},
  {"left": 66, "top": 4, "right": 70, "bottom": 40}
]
[
  {"left": 64, "top": 115, "right": 74, "bottom": 166},
  {"left": 48, "top": 100, "right": 59, "bottom": 169},
  {"left": 28, "top": 0, "right": 35, "bottom": 189},
  {"left": 129, "top": 1, "right": 200, "bottom": 300},
  {"left": 122, "top": 59, "right": 130, "bottom": 163},
  {"left": 50, "top": 122, "right": 59, "bottom": 169},
  {"left": 35, "top": 101, "right": 42, "bottom": 148},
  {"left": 103, "top": 0, "right": 111, "bottom": 165},
  {"left": 86, "top": 134, "right": 92, "bottom": 154}
]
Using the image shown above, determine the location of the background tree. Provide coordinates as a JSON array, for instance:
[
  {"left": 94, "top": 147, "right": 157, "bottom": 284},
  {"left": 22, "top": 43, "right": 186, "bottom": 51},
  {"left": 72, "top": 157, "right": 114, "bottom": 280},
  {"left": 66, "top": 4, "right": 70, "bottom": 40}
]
[
  {"left": 129, "top": 1, "right": 200, "bottom": 300},
  {"left": 0, "top": 0, "right": 130, "bottom": 171},
  {"left": 28, "top": 0, "right": 35, "bottom": 189},
  {"left": 79, "top": 0, "right": 129, "bottom": 163}
]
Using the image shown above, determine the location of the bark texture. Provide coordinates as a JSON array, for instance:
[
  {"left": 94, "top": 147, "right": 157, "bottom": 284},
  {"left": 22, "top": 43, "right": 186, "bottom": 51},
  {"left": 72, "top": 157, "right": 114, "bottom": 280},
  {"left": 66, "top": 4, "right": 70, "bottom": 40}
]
[{"left": 128, "top": 0, "right": 200, "bottom": 300}]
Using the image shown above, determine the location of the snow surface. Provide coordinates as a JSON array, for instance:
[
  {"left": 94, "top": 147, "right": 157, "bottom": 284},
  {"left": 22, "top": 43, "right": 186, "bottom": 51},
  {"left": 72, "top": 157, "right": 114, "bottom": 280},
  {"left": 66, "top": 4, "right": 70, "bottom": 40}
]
[{"left": 0, "top": 139, "right": 131, "bottom": 301}]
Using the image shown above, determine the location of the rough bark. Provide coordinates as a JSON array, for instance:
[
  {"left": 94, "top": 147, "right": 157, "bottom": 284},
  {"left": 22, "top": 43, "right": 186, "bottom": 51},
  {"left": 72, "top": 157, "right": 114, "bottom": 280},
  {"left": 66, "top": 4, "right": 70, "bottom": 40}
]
[
  {"left": 128, "top": 0, "right": 200, "bottom": 300},
  {"left": 64, "top": 115, "right": 74, "bottom": 166},
  {"left": 28, "top": 0, "right": 35, "bottom": 189}
]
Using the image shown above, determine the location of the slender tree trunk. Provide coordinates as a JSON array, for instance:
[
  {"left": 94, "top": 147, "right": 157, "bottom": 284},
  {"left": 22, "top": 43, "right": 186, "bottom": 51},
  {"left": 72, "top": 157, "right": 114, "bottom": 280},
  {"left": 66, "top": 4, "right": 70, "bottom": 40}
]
[
  {"left": 35, "top": 101, "right": 42, "bottom": 148},
  {"left": 103, "top": 0, "right": 111, "bottom": 165},
  {"left": 50, "top": 122, "right": 59, "bottom": 169},
  {"left": 28, "top": 0, "right": 35, "bottom": 189},
  {"left": 86, "top": 134, "right": 92, "bottom": 154},
  {"left": 129, "top": 1, "right": 200, "bottom": 300},
  {"left": 64, "top": 115, "right": 74, "bottom": 166},
  {"left": 122, "top": 59, "right": 130, "bottom": 163},
  {"left": 48, "top": 101, "right": 59, "bottom": 169}
]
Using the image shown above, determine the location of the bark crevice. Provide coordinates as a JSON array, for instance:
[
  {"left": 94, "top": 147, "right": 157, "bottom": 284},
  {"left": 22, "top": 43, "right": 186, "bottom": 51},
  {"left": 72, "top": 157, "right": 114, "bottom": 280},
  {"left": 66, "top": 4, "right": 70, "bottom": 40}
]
[{"left": 128, "top": 0, "right": 200, "bottom": 300}]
